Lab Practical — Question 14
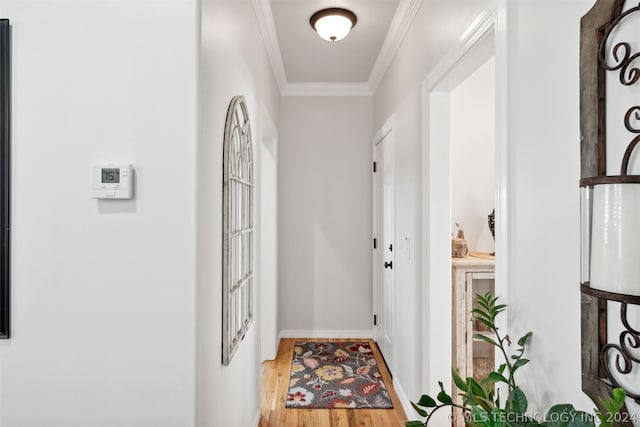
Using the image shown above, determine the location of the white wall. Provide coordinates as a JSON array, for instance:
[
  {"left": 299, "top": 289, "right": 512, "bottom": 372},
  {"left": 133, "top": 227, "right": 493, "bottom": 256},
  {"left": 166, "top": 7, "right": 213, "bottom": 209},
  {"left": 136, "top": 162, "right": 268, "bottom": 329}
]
[
  {"left": 508, "top": 1, "right": 639, "bottom": 421},
  {"left": 504, "top": 0, "right": 599, "bottom": 417},
  {"left": 278, "top": 96, "right": 372, "bottom": 334},
  {"left": 197, "top": 0, "right": 280, "bottom": 426},
  {"left": 450, "top": 57, "right": 495, "bottom": 253},
  {"left": 373, "top": 0, "right": 492, "bottom": 406},
  {"left": 0, "top": 1, "right": 198, "bottom": 426},
  {"left": 374, "top": 0, "right": 493, "bottom": 127},
  {"left": 374, "top": 0, "right": 629, "bottom": 420}
]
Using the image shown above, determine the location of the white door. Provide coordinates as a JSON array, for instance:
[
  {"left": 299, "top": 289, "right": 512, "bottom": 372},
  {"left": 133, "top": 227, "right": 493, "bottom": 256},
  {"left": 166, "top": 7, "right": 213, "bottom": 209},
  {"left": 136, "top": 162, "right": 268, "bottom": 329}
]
[{"left": 373, "top": 129, "right": 395, "bottom": 372}]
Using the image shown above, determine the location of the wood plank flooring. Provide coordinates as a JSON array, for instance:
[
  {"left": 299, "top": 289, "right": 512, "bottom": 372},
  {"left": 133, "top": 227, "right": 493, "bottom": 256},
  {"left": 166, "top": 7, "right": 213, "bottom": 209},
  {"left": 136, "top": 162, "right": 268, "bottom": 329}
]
[{"left": 258, "top": 338, "right": 408, "bottom": 427}]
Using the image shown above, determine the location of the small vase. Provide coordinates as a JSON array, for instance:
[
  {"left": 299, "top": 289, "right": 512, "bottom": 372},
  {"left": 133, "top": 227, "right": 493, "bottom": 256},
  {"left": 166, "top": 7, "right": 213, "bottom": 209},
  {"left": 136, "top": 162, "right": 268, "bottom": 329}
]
[{"left": 452, "top": 229, "right": 469, "bottom": 258}]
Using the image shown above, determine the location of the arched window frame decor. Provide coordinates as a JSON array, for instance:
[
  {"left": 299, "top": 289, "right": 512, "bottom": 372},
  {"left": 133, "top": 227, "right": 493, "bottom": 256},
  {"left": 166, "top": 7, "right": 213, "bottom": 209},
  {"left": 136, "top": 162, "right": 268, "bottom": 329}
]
[{"left": 222, "top": 96, "right": 254, "bottom": 365}]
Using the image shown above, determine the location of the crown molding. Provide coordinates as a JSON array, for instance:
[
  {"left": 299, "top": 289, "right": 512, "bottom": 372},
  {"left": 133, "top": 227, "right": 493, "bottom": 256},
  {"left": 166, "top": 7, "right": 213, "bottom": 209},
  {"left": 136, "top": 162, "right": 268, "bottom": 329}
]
[
  {"left": 367, "top": 0, "right": 423, "bottom": 93},
  {"left": 281, "top": 82, "right": 372, "bottom": 97},
  {"left": 252, "top": 0, "right": 419, "bottom": 96},
  {"left": 251, "top": 0, "right": 287, "bottom": 92},
  {"left": 422, "top": 5, "right": 497, "bottom": 91}
]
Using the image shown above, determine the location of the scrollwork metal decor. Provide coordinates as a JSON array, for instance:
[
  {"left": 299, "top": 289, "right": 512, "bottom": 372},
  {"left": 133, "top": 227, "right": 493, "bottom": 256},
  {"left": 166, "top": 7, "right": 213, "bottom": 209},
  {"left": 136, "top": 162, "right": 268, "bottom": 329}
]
[
  {"left": 598, "top": 1, "right": 640, "bottom": 86},
  {"left": 600, "top": 302, "right": 640, "bottom": 405},
  {"left": 581, "top": 1, "right": 640, "bottom": 423}
]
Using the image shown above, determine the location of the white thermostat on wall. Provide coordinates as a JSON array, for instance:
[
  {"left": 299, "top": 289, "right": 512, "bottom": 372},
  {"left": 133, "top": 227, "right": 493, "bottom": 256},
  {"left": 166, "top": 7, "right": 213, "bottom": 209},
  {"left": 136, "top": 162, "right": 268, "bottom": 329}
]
[{"left": 92, "top": 164, "right": 133, "bottom": 199}]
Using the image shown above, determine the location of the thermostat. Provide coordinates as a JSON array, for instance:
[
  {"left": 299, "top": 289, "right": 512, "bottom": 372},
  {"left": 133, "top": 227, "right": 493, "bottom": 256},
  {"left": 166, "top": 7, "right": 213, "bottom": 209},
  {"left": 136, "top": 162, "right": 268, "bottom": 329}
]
[{"left": 92, "top": 164, "right": 133, "bottom": 199}]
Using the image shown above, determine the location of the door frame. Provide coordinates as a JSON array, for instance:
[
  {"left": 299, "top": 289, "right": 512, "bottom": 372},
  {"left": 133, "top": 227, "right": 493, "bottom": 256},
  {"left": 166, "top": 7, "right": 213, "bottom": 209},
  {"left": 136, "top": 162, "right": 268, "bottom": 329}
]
[
  {"left": 372, "top": 114, "right": 396, "bottom": 376},
  {"left": 420, "top": 1, "right": 509, "bottom": 411}
]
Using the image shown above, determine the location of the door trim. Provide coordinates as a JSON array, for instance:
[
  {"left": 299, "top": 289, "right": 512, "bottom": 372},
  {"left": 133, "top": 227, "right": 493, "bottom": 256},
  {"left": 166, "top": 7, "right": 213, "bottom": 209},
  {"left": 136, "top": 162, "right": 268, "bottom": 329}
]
[{"left": 420, "top": 1, "right": 509, "bottom": 408}]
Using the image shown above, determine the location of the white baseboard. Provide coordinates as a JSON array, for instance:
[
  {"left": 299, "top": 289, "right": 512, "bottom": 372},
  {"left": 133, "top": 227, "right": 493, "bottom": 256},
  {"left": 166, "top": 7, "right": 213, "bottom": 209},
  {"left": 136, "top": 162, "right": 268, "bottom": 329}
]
[
  {"left": 394, "top": 378, "right": 419, "bottom": 422},
  {"left": 278, "top": 329, "right": 374, "bottom": 340}
]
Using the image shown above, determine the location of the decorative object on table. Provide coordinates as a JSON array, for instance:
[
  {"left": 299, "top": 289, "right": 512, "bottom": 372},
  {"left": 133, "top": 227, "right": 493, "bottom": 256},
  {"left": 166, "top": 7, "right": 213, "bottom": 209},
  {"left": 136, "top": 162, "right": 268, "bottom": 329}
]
[
  {"left": 451, "top": 223, "right": 468, "bottom": 258},
  {"left": 285, "top": 341, "right": 393, "bottom": 409},
  {"left": 405, "top": 293, "right": 626, "bottom": 427},
  {"left": 0, "top": 19, "right": 10, "bottom": 340},
  {"left": 487, "top": 208, "right": 495, "bottom": 256},
  {"left": 580, "top": 1, "right": 640, "bottom": 420}
]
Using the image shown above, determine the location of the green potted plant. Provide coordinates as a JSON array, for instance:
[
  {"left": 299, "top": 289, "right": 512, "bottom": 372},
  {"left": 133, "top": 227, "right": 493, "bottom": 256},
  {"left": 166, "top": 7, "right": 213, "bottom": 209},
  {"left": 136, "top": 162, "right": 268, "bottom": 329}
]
[{"left": 406, "top": 293, "right": 626, "bottom": 427}]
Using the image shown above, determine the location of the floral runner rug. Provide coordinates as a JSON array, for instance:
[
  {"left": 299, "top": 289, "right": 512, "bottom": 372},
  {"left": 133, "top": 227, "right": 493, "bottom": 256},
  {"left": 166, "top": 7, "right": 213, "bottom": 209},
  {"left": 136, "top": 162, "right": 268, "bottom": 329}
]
[{"left": 285, "top": 341, "right": 394, "bottom": 409}]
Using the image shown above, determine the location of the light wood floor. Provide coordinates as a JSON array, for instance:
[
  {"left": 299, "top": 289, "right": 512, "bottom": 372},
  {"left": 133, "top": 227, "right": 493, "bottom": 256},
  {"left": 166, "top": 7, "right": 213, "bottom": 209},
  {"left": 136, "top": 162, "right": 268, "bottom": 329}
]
[{"left": 258, "top": 338, "right": 408, "bottom": 427}]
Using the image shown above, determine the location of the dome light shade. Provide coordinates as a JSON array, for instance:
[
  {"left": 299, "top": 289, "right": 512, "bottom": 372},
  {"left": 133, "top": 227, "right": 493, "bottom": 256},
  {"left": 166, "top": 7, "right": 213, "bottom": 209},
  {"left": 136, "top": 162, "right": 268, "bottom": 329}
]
[{"left": 310, "top": 8, "right": 357, "bottom": 42}]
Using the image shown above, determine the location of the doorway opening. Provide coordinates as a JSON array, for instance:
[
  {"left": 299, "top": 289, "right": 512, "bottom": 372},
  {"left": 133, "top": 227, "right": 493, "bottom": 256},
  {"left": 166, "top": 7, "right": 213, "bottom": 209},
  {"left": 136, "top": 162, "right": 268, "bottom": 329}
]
[{"left": 421, "top": 7, "right": 508, "bottom": 423}]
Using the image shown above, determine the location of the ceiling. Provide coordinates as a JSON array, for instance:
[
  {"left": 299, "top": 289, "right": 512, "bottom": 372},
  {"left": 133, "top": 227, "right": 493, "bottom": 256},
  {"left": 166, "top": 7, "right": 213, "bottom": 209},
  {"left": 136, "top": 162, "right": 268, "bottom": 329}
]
[
  {"left": 252, "top": 0, "right": 422, "bottom": 95},
  {"left": 271, "top": 0, "right": 400, "bottom": 83},
  {"left": 253, "top": 0, "right": 492, "bottom": 95}
]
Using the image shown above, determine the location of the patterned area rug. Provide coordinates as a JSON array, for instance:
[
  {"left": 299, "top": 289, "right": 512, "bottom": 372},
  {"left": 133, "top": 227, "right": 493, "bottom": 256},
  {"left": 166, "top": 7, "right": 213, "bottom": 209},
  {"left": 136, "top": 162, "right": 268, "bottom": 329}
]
[{"left": 285, "top": 341, "right": 394, "bottom": 409}]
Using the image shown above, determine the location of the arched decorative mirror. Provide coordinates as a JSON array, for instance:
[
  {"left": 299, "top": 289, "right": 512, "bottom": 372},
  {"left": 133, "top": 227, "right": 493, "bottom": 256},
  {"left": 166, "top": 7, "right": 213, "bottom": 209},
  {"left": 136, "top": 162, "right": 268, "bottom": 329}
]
[{"left": 222, "top": 95, "right": 254, "bottom": 365}]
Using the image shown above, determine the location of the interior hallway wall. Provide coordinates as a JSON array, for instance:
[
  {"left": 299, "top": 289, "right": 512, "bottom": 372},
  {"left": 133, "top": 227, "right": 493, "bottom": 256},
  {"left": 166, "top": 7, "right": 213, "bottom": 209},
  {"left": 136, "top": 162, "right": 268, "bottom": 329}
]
[
  {"left": 506, "top": 0, "right": 632, "bottom": 417},
  {"left": 0, "top": 1, "right": 198, "bottom": 426},
  {"left": 278, "top": 96, "right": 373, "bottom": 334},
  {"left": 198, "top": 0, "right": 280, "bottom": 426},
  {"left": 372, "top": 0, "right": 492, "bottom": 405}
]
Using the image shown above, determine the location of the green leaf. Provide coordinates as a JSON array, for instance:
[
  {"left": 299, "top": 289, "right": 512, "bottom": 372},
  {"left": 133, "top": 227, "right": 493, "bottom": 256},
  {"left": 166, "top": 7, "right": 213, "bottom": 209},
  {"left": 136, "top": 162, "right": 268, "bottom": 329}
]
[
  {"left": 512, "top": 358, "right": 530, "bottom": 372},
  {"left": 416, "top": 394, "right": 437, "bottom": 408},
  {"left": 602, "top": 388, "right": 625, "bottom": 413},
  {"left": 466, "top": 377, "right": 487, "bottom": 399},
  {"left": 436, "top": 381, "right": 452, "bottom": 405},
  {"left": 410, "top": 401, "right": 428, "bottom": 417},
  {"left": 471, "top": 308, "right": 493, "bottom": 320},
  {"left": 473, "top": 318, "right": 495, "bottom": 331},
  {"left": 405, "top": 421, "right": 425, "bottom": 427},
  {"left": 487, "top": 371, "right": 508, "bottom": 384},
  {"left": 517, "top": 331, "right": 533, "bottom": 346},
  {"left": 544, "top": 404, "right": 581, "bottom": 426},
  {"left": 473, "top": 333, "right": 500, "bottom": 347},
  {"left": 437, "top": 389, "right": 452, "bottom": 405},
  {"left": 569, "top": 410, "right": 594, "bottom": 426},
  {"left": 596, "top": 388, "right": 626, "bottom": 427},
  {"left": 474, "top": 395, "right": 497, "bottom": 413},
  {"left": 452, "top": 368, "right": 467, "bottom": 391},
  {"left": 506, "top": 386, "right": 528, "bottom": 414},
  {"left": 469, "top": 406, "right": 490, "bottom": 427},
  {"left": 497, "top": 364, "right": 506, "bottom": 375}
]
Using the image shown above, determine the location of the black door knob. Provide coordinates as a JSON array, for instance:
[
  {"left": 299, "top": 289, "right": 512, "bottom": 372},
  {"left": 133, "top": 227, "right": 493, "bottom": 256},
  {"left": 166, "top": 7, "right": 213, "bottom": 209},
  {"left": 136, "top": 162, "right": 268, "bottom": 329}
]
[{"left": 384, "top": 261, "right": 393, "bottom": 269}]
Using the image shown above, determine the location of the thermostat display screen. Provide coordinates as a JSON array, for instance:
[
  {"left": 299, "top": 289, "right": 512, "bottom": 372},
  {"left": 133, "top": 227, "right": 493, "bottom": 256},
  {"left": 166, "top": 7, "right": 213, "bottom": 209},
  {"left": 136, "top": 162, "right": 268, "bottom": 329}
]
[{"left": 102, "top": 168, "right": 120, "bottom": 184}]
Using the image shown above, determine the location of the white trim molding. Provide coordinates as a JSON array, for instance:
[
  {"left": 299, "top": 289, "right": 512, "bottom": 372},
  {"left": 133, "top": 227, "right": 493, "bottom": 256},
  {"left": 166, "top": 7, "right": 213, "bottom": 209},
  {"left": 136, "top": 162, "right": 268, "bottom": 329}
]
[
  {"left": 281, "top": 82, "right": 372, "bottom": 97},
  {"left": 251, "top": 0, "right": 287, "bottom": 91},
  {"left": 368, "top": 0, "right": 424, "bottom": 93},
  {"left": 422, "top": 6, "right": 497, "bottom": 90},
  {"left": 420, "top": 2, "right": 507, "bottom": 421},
  {"left": 393, "top": 378, "right": 419, "bottom": 423},
  {"left": 278, "top": 329, "right": 374, "bottom": 339}
]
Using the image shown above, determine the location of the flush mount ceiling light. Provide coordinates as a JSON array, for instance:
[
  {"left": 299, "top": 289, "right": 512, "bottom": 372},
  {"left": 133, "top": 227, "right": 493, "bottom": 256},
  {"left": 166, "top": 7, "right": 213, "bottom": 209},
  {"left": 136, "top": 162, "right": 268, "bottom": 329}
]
[{"left": 310, "top": 8, "right": 357, "bottom": 42}]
